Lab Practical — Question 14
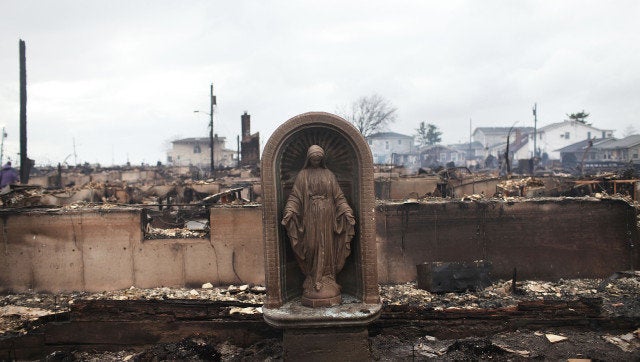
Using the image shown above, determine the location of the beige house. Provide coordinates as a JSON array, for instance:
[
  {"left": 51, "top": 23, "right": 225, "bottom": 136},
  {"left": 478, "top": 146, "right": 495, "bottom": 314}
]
[
  {"left": 602, "top": 134, "right": 640, "bottom": 162},
  {"left": 167, "top": 136, "right": 237, "bottom": 169}
]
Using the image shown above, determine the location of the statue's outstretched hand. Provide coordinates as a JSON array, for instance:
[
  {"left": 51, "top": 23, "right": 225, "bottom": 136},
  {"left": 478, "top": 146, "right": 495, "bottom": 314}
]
[{"left": 282, "top": 210, "right": 294, "bottom": 224}]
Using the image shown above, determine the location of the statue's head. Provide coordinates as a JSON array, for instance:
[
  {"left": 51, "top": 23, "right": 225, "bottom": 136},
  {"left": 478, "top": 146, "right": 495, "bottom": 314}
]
[{"left": 305, "top": 145, "right": 326, "bottom": 169}]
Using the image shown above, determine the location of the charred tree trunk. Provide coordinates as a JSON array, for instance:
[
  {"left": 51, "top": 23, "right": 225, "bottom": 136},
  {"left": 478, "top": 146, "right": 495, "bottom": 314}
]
[{"left": 504, "top": 135, "right": 510, "bottom": 175}]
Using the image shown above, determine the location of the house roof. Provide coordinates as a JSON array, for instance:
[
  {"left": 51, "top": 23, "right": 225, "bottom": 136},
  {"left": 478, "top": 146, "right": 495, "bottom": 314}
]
[
  {"left": 599, "top": 134, "right": 640, "bottom": 149},
  {"left": 473, "top": 126, "right": 534, "bottom": 136},
  {"left": 367, "top": 131, "right": 413, "bottom": 139},
  {"left": 538, "top": 120, "right": 612, "bottom": 133},
  {"left": 172, "top": 137, "right": 226, "bottom": 144},
  {"left": 419, "top": 144, "right": 457, "bottom": 153},
  {"left": 448, "top": 141, "right": 484, "bottom": 150},
  {"left": 555, "top": 137, "right": 617, "bottom": 153}
]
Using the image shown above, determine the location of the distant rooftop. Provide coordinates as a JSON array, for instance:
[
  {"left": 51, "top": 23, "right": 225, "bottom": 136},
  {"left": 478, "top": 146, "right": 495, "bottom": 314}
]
[
  {"left": 448, "top": 141, "right": 484, "bottom": 150},
  {"left": 555, "top": 137, "right": 617, "bottom": 153},
  {"left": 600, "top": 134, "right": 640, "bottom": 149},
  {"left": 172, "top": 137, "right": 226, "bottom": 144},
  {"left": 539, "top": 120, "right": 613, "bottom": 133},
  {"left": 473, "top": 126, "right": 534, "bottom": 135},
  {"left": 367, "top": 132, "right": 413, "bottom": 139}
]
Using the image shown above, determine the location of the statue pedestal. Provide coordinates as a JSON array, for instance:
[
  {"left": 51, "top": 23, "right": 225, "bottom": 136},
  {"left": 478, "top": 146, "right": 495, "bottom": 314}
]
[
  {"left": 283, "top": 327, "right": 369, "bottom": 362},
  {"left": 263, "top": 295, "right": 382, "bottom": 361}
]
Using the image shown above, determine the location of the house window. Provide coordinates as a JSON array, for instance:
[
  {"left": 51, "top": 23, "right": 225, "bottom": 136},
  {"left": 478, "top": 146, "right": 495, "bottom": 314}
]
[
  {"left": 398, "top": 139, "right": 402, "bottom": 145},
  {"left": 633, "top": 153, "right": 638, "bottom": 159},
  {"left": 440, "top": 153, "right": 447, "bottom": 162},
  {"left": 451, "top": 153, "right": 458, "bottom": 161},
  {"left": 368, "top": 139, "right": 372, "bottom": 145},
  {"left": 194, "top": 145, "right": 202, "bottom": 153},
  {"left": 587, "top": 132, "right": 591, "bottom": 139},
  {"left": 385, "top": 141, "right": 389, "bottom": 150},
  {"left": 564, "top": 132, "right": 570, "bottom": 139}
]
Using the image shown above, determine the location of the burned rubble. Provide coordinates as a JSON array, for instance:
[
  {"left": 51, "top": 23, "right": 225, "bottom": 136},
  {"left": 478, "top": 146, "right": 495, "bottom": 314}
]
[
  {"left": 1, "top": 275, "right": 639, "bottom": 360},
  {"left": 0, "top": 163, "right": 638, "bottom": 359}
]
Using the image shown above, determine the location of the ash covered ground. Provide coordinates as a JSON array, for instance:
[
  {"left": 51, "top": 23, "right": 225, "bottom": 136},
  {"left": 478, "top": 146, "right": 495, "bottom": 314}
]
[{"left": 1, "top": 276, "right": 639, "bottom": 360}]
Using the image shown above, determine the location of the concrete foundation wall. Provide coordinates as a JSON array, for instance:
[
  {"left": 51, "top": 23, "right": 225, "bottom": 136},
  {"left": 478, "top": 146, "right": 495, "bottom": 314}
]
[
  {"left": 377, "top": 198, "right": 639, "bottom": 282},
  {"left": 0, "top": 210, "right": 141, "bottom": 292},
  {"left": 386, "top": 178, "right": 439, "bottom": 199},
  {"left": 1, "top": 199, "right": 638, "bottom": 292},
  {"left": 0, "top": 206, "right": 265, "bottom": 293}
]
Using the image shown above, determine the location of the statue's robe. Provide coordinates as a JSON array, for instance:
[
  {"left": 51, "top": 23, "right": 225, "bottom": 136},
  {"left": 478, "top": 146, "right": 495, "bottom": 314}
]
[{"left": 282, "top": 166, "right": 354, "bottom": 291}]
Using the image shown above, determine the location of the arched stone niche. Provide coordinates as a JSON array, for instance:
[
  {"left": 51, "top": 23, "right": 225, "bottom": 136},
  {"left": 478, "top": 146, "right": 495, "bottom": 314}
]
[{"left": 261, "top": 112, "right": 379, "bottom": 311}]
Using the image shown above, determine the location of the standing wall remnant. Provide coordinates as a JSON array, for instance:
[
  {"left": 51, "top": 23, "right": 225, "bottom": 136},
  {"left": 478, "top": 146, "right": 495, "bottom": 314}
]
[
  {"left": 376, "top": 197, "right": 639, "bottom": 282},
  {"left": 0, "top": 198, "right": 637, "bottom": 292},
  {"left": 0, "top": 206, "right": 265, "bottom": 292}
]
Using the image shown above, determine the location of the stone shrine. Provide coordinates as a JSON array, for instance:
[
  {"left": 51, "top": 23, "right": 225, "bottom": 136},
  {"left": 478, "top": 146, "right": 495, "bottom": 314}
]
[{"left": 261, "top": 112, "right": 381, "bottom": 360}]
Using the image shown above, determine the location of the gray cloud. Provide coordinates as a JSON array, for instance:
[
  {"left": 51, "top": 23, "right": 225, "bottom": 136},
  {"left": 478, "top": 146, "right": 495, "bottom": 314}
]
[{"left": 1, "top": 1, "right": 639, "bottom": 165}]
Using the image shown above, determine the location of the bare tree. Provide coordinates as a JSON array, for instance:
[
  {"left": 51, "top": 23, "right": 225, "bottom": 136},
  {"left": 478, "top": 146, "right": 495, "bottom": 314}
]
[
  {"left": 339, "top": 94, "right": 397, "bottom": 137},
  {"left": 622, "top": 124, "right": 638, "bottom": 137}
]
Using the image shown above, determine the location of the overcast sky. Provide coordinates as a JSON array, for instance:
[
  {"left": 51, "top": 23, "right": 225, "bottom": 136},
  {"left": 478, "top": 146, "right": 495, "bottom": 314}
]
[{"left": 1, "top": 1, "right": 639, "bottom": 166}]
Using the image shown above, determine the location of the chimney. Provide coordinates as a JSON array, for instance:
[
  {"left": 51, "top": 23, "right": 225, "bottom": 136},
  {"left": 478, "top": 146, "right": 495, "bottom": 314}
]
[
  {"left": 515, "top": 128, "right": 521, "bottom": 144},
  {"left": 241, "top": 111, "right": 250, "bottom": 138}
]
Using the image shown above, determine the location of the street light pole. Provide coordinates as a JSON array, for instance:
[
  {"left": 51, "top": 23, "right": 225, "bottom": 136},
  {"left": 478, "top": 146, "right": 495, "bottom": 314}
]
[
  {"left": 194, "top": 83, "right": 217, "bottom": 178},
  {"left": 533, "top": 103, "right": 538, "bottom": 158},
  {"left": 209, "top": 83, "right": 216, "bottom": 176}
]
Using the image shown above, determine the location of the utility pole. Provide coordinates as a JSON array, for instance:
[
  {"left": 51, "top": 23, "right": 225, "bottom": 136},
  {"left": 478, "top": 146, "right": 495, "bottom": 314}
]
[
  {"left": 19, "top": 39, "right": 31, "bottom": 184},
  {"left": 468, "top": 118, "right": 472, "bottom": 166},
  {"left": 533, "top": 103, "right": 538, "bottom": 158},
  {"left": 209, "top": 83, "right": 216, "bottom": 176},
  {"left": 236, "top": 135, "right": 240, "bottom": 168},
  {"left": 0, "top": 127, "right": 6, "bottom": 165}
]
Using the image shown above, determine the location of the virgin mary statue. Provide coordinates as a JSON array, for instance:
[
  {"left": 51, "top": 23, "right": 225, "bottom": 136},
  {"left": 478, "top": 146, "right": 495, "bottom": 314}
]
[{"left": 281, "top": 145, "right": 356, "bottom": 307}]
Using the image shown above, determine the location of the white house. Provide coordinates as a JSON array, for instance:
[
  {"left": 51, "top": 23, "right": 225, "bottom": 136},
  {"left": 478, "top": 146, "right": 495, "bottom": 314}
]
[
  {"left": 535, "top": 120, "right": 613, "bottom": 160},
  {"left": 485, "top": 133, "right": 531, "bottom": 168},
  {"left": 167, "top": 136, "right": 237, "bottom": 169},
  {"left": 472, "top": 126, "right": 534, "bottom": 150},
  {"left": 366, "top": 132, "right": 415, "bottom": 165}
]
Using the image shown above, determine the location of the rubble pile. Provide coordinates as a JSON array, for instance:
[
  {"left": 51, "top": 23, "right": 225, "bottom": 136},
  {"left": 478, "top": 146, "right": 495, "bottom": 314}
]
[
  {"left": 0, "top": 178, "right": 259, "bottom": 209},
  {"left": 144, "top": 226, "right": 207, "bottom": 239},
  {"left": 496, "top": 177, "right": 546, "bottom": 197},
  {"left": 0, "top": 284, "right": 266, "bottom": 338},
  {"left": 2, "top": 277, "right": 639, "bottom": 337},
  {"left": 381, "top": 276, "right": 640, "bottom": 316},
  {"left": 1, "top": 276, "right": 639, "bottom": 359}
]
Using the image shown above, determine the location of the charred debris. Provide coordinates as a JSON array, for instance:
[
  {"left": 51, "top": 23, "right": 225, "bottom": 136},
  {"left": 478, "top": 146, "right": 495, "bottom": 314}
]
[
  {"left": 374, "top": 163, "right": 639, "bottom": 201},
  {"left": 2, "top": 163, "right": 639, "bottom": 239},
  {"left": 0, "top": 164, "right": 262, "bottom": 239}
]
